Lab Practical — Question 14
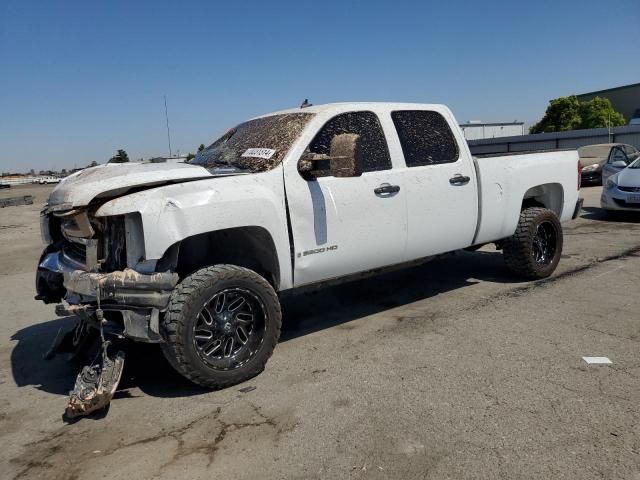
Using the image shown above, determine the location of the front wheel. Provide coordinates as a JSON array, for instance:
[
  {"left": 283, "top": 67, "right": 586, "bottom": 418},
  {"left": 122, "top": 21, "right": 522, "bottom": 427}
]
[
  {"left": 503, "top": 207, "right": 563, "bottom": 280},
  {"left": 161, "top": 265, "right": 282, "bottom": 389}
]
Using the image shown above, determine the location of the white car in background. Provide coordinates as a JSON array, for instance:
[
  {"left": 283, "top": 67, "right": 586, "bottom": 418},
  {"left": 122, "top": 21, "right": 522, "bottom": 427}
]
[
  {"left": 38, "top": 176, "right": 61, "bottom": 184},
  {"left": 601, "top": 157, "right": 640, "bottom": 213}
]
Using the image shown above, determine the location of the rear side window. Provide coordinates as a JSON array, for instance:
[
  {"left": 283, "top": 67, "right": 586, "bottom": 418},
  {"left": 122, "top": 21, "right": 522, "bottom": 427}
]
[
  {"left": 391, "top": 110, "right": 459, "bottom": 167},
  {"left": 305, "top": 111, "right": 391, "bottom": 176}
]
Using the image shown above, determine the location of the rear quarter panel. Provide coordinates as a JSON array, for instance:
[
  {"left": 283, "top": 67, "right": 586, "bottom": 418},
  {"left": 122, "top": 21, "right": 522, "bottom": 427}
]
[{"left": 474, "top": 150, "right": 579, "bottom": 244}]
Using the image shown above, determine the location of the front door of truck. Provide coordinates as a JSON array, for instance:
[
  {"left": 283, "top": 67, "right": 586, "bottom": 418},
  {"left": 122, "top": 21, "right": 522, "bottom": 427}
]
[
  {"left": 284, "top": 111, "right": 407, "bottom": 287},
  {"left": 390, "top": 109, "right": 478, "bottom": 259}
]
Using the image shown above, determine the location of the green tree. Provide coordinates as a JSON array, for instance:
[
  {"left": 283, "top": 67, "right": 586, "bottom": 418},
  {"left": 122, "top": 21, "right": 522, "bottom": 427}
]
[
  {"left": 88, "top": 160, "right": 98, "bottom": 167},
  {"left": 579, "top": 97, "right": 626, "bottom": 129},
  {"left": 108, "top": 149, "right": 130, "bottom": 163},
  {"left": 530, "top": 96, "right": 582, "bottom": 133},
  {"left": 531, "top": 95, "right": 626, "bottom": 133},
  {"left": 197, "top": 144, "right": 205, "bottom": 152},
  {"left": 186, "top": 153, "right": 195, "bottom": 161}
]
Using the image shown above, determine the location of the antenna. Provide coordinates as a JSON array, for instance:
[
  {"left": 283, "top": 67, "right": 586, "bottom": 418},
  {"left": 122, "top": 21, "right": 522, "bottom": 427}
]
[{"left": 164, "top": 95, "right": 173, "bottom": 157}]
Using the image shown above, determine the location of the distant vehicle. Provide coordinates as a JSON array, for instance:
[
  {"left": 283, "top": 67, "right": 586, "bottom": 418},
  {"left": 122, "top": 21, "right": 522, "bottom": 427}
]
[
  {"left": 602, "top": 145, "right": 640, "bottom": 183},
  {"left": 578, "top": 143, "right": 639, "bottom": 185},
  {"left": 629, "top": 109, "right": 640, "bottom": 126},
  {"left": 601, "top": 157, "right": 640, "bottom": 213},
  {"left": 0, "top": 183, "right": 10, "bottom": 189},
  {"left": 38, "top": 176, "right": 61, "bottom": 184}
]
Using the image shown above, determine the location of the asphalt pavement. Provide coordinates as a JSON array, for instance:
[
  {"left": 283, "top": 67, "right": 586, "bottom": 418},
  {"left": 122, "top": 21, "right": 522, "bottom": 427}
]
[{"left": 1, "top": 184, "right": 639, "bottom": 480}]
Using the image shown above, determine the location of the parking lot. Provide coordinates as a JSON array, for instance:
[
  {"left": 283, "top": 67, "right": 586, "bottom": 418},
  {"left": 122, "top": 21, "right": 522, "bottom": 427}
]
[{"left": 1, "top": 184, "right": 639, "bottom": 479}]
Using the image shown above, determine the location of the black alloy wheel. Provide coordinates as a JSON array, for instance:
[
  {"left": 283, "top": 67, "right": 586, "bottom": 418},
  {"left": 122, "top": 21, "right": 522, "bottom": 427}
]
[
  {"left": 193, "top": 287, "right": 266, "bottom": 371},
  {"left": 531, "top": 220, "right": 558, "bottom": 266},
  {"left": 161, "top": 265, "right": 282, "bottom": 389}
]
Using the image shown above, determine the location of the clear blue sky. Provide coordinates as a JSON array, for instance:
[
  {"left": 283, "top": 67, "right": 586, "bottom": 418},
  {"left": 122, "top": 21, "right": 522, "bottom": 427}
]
[{"left": 1, "top": 0, "right": 638, "bottom": 171}]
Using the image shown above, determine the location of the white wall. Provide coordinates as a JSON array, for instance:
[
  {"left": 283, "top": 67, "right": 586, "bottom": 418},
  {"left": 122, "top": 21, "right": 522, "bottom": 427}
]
[{"left": 460, "top": 124, "right": 525, "bottom": 140}]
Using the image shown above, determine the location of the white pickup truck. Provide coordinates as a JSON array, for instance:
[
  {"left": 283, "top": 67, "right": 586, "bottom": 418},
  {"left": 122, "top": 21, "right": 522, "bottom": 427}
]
[{"left": 36, "top": 102, "right": 582, "bottom": 396}]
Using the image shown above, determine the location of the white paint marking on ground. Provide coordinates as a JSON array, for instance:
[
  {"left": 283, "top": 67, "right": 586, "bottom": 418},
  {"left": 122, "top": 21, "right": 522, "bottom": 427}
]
[
  {"left": 592, "top": 265, "right": 624, "bottom": 279},
  {"left": 582, "top": 356, "right": 612, "bottom": 365}
]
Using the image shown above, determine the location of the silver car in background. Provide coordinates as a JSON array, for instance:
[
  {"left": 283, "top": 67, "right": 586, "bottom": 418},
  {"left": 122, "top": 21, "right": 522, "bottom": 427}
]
[
  {"left": 602, "top": 145, "right": 640, "bottom": 184},
  {"left": 579, "top": 143, "right": 639, "bottom": 186},
  {"left": 601, "top": 157, "right": 640, "bottom": 213}
]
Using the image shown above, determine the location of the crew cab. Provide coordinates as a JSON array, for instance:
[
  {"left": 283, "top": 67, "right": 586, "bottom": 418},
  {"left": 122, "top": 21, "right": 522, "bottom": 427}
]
[{"left": 36, "top": 102, "right": 582, "bottom": 391}]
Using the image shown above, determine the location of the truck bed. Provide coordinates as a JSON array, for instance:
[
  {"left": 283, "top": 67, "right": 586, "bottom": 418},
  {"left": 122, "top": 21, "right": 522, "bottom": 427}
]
[{"left": 472, "top": 150, "right": 579, "bottom": 245}]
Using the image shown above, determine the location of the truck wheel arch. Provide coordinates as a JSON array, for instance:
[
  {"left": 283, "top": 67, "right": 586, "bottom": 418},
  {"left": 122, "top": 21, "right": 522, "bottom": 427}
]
[
  {"left": 158, "top": 226, "right": 281, "bottom": 289},
  {"left": 522, "top": 183, "right": 564, "bottom": 217}
]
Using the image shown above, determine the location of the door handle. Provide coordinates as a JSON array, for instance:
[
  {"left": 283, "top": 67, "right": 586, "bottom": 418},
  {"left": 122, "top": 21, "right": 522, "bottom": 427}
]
[
  {"left": 374, "top": 183, "right": 401, "bottom": 195},
  {"left": 449, "top": 174, "right": 470, "bottom": 186}
]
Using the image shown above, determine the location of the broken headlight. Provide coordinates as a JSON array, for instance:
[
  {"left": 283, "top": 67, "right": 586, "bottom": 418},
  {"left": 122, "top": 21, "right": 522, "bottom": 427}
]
[{"left": 57, "top": 210, "right": 95, "bottom": 241}]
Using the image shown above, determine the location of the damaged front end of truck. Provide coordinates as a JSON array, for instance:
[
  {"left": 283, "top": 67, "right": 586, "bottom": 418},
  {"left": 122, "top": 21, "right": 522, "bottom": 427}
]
[
  {"left": 32, "top": 158, "right": 218, "bottom": 417},
  {"left": 36, "top": 205, "right": 180, "bottom": 417}
]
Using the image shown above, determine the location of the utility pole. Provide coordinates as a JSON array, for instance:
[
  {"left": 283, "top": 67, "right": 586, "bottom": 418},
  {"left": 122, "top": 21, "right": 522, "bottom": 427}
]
[{"left": 164, "top": 95, "right": 172, "bottom": 158}]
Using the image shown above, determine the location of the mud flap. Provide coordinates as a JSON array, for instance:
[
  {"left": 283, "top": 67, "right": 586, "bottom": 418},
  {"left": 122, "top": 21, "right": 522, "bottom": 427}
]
[{"left": 65, "top": 346, "right": 125, "bottom": 418}]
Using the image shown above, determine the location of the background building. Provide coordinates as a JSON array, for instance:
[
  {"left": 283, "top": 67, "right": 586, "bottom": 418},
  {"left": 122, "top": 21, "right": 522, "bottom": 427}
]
[
  {"left": 576, "top": 82, "right": 640, "bottom": 123},
  {"left": 459, "top": 121, "right": 525, "bottom": 140}
]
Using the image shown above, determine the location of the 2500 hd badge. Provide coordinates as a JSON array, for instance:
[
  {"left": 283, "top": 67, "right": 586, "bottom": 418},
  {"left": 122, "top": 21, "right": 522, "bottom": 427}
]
[{"left": 297, "top": 245, "right": 338, "bottom": 258}]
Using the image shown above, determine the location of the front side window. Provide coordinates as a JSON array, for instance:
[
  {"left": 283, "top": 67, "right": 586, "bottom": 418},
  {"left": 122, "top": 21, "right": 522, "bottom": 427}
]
[
  {"left": 191, "top": 113, "right": 314, "bottom": 173},
  {"left": 391, "top": 110, "right": 459, "bottom": 167},
  {"left": 301, "top": 111, "right": 391, "bottom": 177},
  {"left": 609, "top": 147, "right": 627, "bottom": 164}
]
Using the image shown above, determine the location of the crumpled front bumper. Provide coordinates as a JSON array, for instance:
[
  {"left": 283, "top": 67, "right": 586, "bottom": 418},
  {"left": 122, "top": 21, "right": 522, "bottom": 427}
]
[
  {"left": 36, "top": 249, "right": 179, "bottom": 343},
  {"left": 36, "top": 250, "right": 179, "bottom": 309},
  {"left": 63, "top": 268, "right": 179, "bottom": 309}
]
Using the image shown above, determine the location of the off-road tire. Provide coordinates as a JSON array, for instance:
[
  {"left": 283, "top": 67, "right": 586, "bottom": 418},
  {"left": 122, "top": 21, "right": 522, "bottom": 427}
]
[
  {"left": 503, "top": 207, "right": 563, "bottom": 280},
  {"left": 160, "top": 265, "right": 281, "bottom": 389}
]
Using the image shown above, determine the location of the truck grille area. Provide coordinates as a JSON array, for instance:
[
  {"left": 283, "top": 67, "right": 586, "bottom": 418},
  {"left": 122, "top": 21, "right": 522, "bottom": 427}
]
[{"left": 103, "top": 216, "right": 127, "bottom": 271}]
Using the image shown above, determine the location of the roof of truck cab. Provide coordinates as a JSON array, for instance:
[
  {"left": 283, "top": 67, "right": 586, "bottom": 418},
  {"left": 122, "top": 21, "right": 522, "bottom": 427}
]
[{"left": 251, "top": 102, "right": 449, "bottom": 119}]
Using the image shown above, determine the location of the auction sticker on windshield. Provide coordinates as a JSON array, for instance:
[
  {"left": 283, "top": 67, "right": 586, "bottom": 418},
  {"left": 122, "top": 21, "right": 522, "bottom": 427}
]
[{"left": 242, "top": 148, "right": 276, "bottom": 159}]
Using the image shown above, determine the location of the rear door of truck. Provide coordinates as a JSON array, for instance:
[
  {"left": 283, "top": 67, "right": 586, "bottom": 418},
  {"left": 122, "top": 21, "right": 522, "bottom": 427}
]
[{"left": 389, "top": 108, "right": 478, "bottom": 258}]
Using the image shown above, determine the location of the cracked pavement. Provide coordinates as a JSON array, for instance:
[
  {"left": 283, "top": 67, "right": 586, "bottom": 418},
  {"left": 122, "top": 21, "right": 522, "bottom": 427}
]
[{"left": 1, "top": 184, "right": 639, "bottom": 479}]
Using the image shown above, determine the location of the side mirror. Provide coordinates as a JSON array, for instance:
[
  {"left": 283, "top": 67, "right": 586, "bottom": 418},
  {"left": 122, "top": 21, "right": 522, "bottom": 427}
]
[
  {"left": 611, "top": 160, "right": 628, "bottom": 169},
  {"left": 329, "top": 133, "right": 362, "bottom": 178}
]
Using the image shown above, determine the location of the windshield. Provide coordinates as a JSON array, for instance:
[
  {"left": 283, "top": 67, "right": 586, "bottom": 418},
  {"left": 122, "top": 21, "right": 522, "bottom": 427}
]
[
  {"left": 190, "top": 113, "right": 314, "bottom": 172},
  {"left": 629, "top": 157, "right": 640, "bottom": 169}
]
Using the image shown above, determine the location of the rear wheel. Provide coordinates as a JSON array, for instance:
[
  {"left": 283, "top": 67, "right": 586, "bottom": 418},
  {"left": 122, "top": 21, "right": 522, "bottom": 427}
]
[
  {"left": 503, "top": 207, "right": 563, "bottom": 279},
  {"left": 161, "top": 265, "right": 281, "bottom": 388}
]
